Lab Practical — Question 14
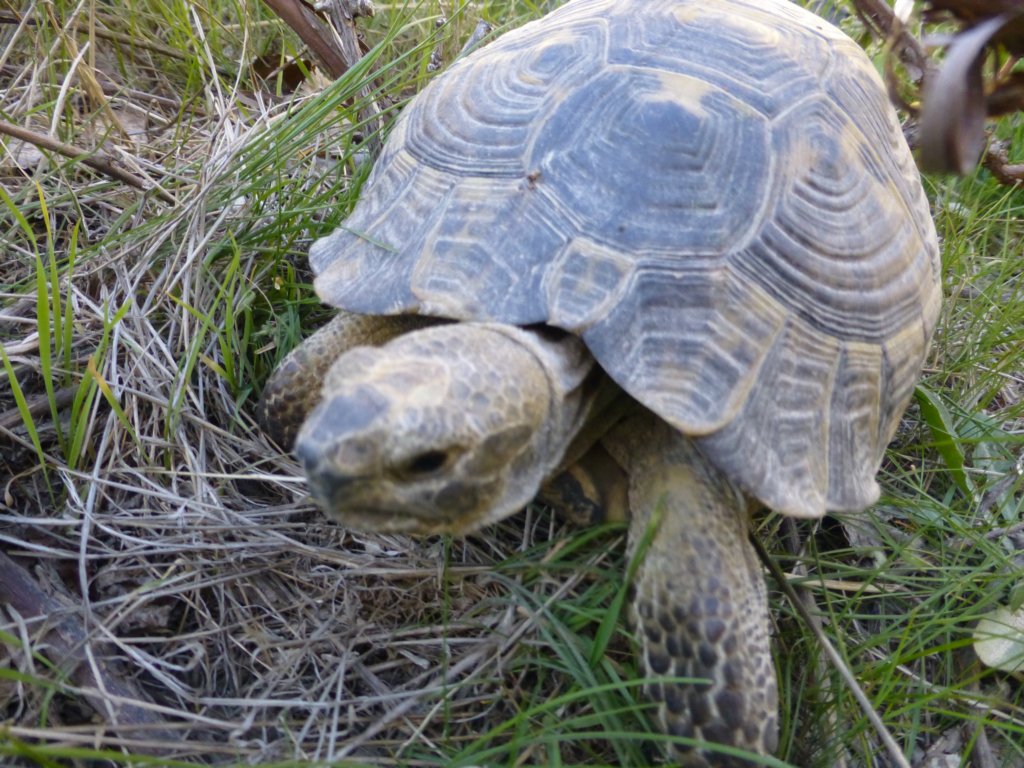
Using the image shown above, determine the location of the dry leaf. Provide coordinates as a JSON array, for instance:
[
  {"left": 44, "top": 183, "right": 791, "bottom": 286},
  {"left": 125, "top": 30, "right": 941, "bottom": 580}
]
[{"left": 974, "top": 605, "right": 1024, "bottom": 672}]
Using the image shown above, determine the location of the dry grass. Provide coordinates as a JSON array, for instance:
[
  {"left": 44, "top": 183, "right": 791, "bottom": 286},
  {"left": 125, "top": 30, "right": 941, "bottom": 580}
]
[{"left": 1, "top": 1, "right": 1022, "bottom": 767}]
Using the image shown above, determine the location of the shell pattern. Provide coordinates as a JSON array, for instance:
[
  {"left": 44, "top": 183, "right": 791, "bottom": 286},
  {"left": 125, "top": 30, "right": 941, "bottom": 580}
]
[{"left": 310, "top": 0, "right": 942, "bottom": 519}]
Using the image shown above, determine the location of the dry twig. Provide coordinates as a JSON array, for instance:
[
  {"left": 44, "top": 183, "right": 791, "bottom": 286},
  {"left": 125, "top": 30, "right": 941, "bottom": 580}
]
[
  {"left": 0, "top": 119, "right": 175, "bottom": 203},
  {"left": 0, "top": 550, "right": 179, "bottom": 751}
]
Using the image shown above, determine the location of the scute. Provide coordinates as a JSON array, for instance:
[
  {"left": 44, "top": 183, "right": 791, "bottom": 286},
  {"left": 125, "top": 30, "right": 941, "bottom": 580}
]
[
  {"left": 610, "top": 0, "right": 833, "bottom": 117},
  {"left": 401, "top": 20, "right": 610, "bottom": 176},
  {"left": 822, "top": 40, "right": 939, "bottom": 251},
  {"left": 310, "top": 0, "right": 941, "bottom": 518},
  {"left": 579, "top": 266, "right": 789, "bottom": 435},
  {"left": 527, "top": 66, "right": 772, "bottom": 255},
  {"left": 408, "top": 180, "right": 568, "bottom": 319},
  {"left": 733, "top": 96, "right": 937, "bottom": 343}
]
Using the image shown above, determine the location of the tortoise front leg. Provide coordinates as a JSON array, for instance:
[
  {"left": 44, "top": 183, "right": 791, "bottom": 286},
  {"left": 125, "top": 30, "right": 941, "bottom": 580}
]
[
  {"left": 539, "top": 443, "right": 629, "bottom": 526},
  {"left": 604, "top": 412, "right": 778, "bottom": 766},
  {"left": 258, "top": 310, "right": 435, "bottom": 449}
]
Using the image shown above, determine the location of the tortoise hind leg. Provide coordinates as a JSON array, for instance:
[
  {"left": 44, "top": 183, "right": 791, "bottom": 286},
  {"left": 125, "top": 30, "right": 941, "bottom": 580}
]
[
  {"left": 604, "top": 413, "right": 778, "bottom": 766},
  {"left": 258, "top": 310, "right": 435, "bottom": 449}
]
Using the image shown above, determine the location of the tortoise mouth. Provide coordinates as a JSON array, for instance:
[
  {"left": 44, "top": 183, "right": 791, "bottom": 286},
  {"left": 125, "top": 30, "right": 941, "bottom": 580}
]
[
  {"left": 303, "top": 469, "right": 476, "bottom": 536},
  {"left": 300, "top": 444, "right": 499, "bottom": 536},
  {"left": 317, "top": 499, "right": 470, "bottom": 537}
]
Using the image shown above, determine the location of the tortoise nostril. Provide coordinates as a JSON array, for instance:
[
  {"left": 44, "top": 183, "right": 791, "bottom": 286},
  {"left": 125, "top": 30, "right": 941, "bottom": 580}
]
[{"left": 294, "top": 433, "right": 323, "bottom": 473}]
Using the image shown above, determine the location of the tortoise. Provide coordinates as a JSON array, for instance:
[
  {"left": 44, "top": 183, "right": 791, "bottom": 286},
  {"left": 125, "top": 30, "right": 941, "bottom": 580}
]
[{"left": 259, "top": 0, "right": 941, "bottom": 763}]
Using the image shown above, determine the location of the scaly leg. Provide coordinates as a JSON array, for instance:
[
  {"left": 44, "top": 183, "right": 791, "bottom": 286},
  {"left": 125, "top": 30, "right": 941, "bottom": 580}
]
[{"left": 604, "top": 412, "right": 778, "bottom": 766}]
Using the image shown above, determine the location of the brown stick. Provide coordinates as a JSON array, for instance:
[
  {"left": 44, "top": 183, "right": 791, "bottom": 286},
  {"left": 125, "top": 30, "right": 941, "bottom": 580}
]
[
  {"left": 0, "top": 549, "right": 179, "bottom": 749},
  {"left": 983, "top": 140, "right": 1024, "bottom": 185},
  {"left": 264, "top": 0, "right": 383, "bottom": 154},
  {"left": 0, "top": 120, "right": 175, "bottom": 203},
  {"left": 262, "top": 0, "right": 350, "bottom": 79},
  {"left": 0, "top": 387, "right": 78, "bottom": 436}
]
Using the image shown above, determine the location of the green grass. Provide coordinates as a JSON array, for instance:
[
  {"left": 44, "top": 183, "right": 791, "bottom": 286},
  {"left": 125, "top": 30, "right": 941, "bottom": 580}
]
[{"left": 1, "top": 1, "right": 1022, "bottom": 766}]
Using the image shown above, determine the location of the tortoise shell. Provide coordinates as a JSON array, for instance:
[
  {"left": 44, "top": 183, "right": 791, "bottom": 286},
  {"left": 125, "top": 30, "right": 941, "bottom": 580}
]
[{"left": 309, "top": 0, "right": 941, "bottom": 518}]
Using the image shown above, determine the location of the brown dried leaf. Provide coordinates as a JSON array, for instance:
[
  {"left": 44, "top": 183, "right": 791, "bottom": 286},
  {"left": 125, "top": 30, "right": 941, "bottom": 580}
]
[
  {"left": 251, "top": 53, "right": 313, "bottom": 94},
  {"left": 918, "top": 12, "right": 1024, "bottom": 173}
]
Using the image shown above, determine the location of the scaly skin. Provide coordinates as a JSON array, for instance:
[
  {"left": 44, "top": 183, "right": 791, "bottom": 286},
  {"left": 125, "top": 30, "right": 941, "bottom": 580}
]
[
  {"left": 257, "top": 311, "right": 433, "bottom": 448},
  {"left": 262, "top": 318, "right": 777, "bottom": 764},
  {"left": 605, "top": 413, "right": 777, "bottom": 766},
  {"left": 293, "top": 322, "right": 605, "bottom": 535},
  {"left": 539, "top": 442, "right": 629, "bottom": 525}
]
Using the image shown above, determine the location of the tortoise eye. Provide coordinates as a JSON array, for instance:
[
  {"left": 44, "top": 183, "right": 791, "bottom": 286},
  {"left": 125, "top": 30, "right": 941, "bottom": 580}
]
[{"left": 403, "top": 450, "right": 449, "bottom": 475}]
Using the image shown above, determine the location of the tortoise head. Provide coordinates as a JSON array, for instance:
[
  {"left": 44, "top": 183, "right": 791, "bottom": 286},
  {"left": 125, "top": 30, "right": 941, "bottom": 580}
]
[{"left": 294, "top": 323, "right": 595, "bottom": 535}]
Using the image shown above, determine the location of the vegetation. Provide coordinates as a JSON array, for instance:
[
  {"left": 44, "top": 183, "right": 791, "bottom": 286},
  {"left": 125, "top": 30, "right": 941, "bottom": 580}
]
[{"left": 0, "top": 1, "right": 1021, "bottom": 765}]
